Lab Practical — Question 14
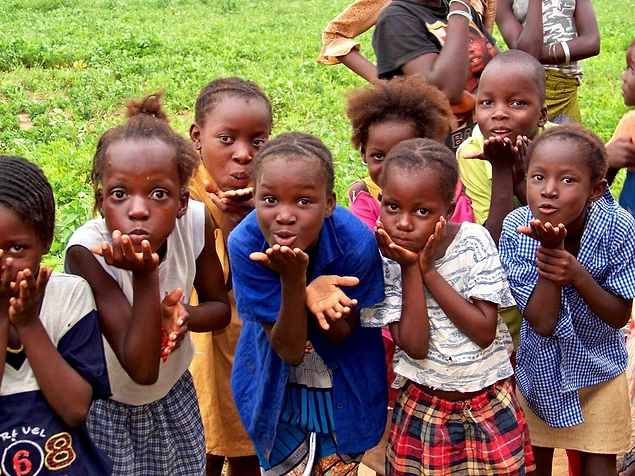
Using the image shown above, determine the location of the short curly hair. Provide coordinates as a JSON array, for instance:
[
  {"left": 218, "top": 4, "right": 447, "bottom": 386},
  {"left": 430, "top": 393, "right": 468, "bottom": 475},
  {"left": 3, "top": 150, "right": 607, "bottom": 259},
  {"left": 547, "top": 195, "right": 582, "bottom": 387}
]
[
  {"left": 346, "top": 75, "right": 455, "bottom": 150},
  {"left": 382, "top": 138, "right": 459, "bottom": 204},
  {"left": 91, "top": 91, "right": 199, "bottom": 209},
  {"left": 526, "top": 123, "right": 607, "bottom": 182}
]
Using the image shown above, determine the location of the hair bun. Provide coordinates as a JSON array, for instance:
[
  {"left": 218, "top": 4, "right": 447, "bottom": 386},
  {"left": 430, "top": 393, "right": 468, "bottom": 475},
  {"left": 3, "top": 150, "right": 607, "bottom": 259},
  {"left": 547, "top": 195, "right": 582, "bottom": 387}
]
[{"left": 124, "top": 89, "right": 169, "bottom": 122}]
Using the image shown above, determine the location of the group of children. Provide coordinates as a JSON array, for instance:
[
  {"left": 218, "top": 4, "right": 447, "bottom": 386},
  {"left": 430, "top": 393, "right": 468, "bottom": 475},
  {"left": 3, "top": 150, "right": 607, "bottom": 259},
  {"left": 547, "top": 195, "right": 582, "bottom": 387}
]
[{"left": 1, "top": 23, "right": 635, "bottom": 476}]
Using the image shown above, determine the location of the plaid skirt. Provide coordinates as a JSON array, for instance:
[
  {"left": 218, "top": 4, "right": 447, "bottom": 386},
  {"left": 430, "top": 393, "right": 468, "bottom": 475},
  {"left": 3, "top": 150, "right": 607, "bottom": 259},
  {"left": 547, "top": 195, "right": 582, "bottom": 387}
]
[
  {"left": 87, "top": 370, "right": 205, "bottom": 475},
  {"left": 387, "top": 379, "right": 535, "bottom": 476}
]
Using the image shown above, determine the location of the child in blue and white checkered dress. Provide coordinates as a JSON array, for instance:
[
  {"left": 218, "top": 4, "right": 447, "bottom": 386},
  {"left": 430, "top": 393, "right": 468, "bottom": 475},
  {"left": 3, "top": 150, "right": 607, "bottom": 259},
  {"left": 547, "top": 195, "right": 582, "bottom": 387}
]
[
  {"left": 499, "top": 124, "right": 635, "bottom": 474},
  {"left": 65, "top": 92, "right": 231, "bottom": 475}
]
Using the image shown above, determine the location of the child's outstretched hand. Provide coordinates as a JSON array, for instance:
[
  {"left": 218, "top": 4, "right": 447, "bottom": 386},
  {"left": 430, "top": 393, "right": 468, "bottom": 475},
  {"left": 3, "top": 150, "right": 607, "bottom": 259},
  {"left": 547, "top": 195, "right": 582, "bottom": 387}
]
[
  {"left": 90, "top": 230, "right": 159, "bottom": 274},
  {"left": 306, "top": 275, "right": 359, "bottom": 330},
  {"left": 374, "top": 221, "right": 419, "bottom": 266},
  {"left": 250, "top": 244, "right": 309, "bottom": 278},
  {"left": 482, "top": 136, "right": 516, "bottom": 167},
  {"left": 518, "top": 219, "right": 566, "bottom": 249},
  {"left": 161, "top": 288, "right": 189, "bottom": 357},
  {"left": 9, "top": 266, "right": 51, "bottom": 328},
  {"left": 534, "top": 246, "right": 580, "bottom": 286},
  {"left": 419, "top": 217, "right": 446, "bottom": 277},
  {"left": 205, "top": 180, "right": 254, "bottom": 223},
  {"left": 513, "top": 136, "right": 531, "bottom": 185}
]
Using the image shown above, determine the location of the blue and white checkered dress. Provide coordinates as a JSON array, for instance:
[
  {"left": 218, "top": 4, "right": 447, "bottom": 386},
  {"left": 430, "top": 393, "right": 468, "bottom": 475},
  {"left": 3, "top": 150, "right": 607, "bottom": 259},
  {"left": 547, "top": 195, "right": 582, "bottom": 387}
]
[{"left": 499, "top": 189, "right": 635, "bottom": 428}]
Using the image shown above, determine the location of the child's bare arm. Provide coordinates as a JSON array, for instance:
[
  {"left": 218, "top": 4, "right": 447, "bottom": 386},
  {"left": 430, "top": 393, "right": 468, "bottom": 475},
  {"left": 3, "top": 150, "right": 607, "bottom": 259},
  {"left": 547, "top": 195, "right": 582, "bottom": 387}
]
[
  {"left": 518, "top": 220, "right": 567, "bottom": 336},
  {"left": 185, "top": 212, "right": 231, "bottom": 332},
  {"left": 252, "top": 245, "right": 309, "bottom": 365},
  {"left": 482, "top": 136, "right": 518, "bottom": 244},
  {"left": 535, "top": 246, "right": 632, "bottom": 329},
  {"left": 496, "top": 0, "right": 544, "bottom": 59},
  {"left": 66, "top": 235, "right": 163, "bottom": 385},
  {"left": 11, "top": 267, "right": 92, "bottom": 427},
  {"left": 375, "top": 221, "right": 430, "bottom": 359},
  {"left": 339, "top": 49, "right": 381, "bottom": 85},
  {"left": 606, "top": 138, "right": 635, "bottom": 184},
  {"left": 0, "top": 251, "right": 12, "bottom": 386},
  {"left": 420, "top": 218, "right": 498, "bottom": 348}
]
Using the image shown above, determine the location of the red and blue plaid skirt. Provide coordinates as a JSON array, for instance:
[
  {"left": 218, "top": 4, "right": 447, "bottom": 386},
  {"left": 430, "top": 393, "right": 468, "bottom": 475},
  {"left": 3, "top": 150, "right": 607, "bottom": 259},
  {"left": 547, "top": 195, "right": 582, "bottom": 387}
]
[{"left": 387, "top": 378, "right": 535, "bottom": 476}]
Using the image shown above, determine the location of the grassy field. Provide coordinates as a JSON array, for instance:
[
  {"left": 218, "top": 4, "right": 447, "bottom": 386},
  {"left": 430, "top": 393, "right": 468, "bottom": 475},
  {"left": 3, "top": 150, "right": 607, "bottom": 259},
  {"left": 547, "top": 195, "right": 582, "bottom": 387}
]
[{"left": 0, "top": 0, "right": 632, "bottom": 268}]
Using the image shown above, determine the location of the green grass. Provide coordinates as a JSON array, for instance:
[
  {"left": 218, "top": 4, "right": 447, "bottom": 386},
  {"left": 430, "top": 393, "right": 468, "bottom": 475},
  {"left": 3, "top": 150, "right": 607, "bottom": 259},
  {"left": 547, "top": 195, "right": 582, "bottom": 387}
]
[{"left": 0, "top": 0, "right": 631, "bottom": 268}]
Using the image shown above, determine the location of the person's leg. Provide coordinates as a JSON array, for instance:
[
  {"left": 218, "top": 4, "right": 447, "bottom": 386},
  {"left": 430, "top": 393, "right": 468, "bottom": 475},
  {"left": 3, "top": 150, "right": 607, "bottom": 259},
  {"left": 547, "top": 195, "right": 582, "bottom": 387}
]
[
  {"left": 206, "top": 454, "right": 225, "bottom": 476},
  {"left": 567, "top": 449, "right": 581, "bottom": 476},
  {"left": 579, "top": 452, "right": 616, "bottom": 476},
  {"left": 532, "top": 446, "right": 555, "bottom": 476},
  {"left": 619, "top": 447, "right": 635, "bottom": 476},
  {"left": 226, "top": 456, "right": 261, "bottom": 476}
]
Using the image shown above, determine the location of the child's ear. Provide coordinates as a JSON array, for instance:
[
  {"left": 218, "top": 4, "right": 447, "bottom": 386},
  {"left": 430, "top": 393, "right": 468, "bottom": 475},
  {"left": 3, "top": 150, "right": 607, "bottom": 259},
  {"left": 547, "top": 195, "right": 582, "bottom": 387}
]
[
  {"left": 189, "top": 124, "right": 202, "bottom": 151},
  {"left": 537, "top": 106, "right": 548, "bottom": 127},
  {"left": 445, "top": 201, "right": 457, "bottom": 221},
  {"left": 177, "top": 189, "right": 190, "bottom": 218},
  {"left": 97, "top": 189, "right": 105, "bottom": 217},
  {"left": 588, "top": 178, "right": 608, "bottom": 203},
  {"left": 360, "top": 147, "right": 368, "bottom": 164},
  {"left": 325, "top": 192, "right": 337, "bottom": 218}
]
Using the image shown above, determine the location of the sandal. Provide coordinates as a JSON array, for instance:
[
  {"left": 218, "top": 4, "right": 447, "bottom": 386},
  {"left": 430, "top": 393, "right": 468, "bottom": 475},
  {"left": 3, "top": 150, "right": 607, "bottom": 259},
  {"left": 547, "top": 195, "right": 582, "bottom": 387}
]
[{"left": 620, "top": 446, "right": 635, "bottom": 474}]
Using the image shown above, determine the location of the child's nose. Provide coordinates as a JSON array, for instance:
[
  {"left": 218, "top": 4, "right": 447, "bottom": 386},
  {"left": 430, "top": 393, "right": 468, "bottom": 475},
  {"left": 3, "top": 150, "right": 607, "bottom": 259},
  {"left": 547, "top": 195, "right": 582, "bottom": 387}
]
[
  {"left": 541, "top": 180, "right": 558, "bottom": 198},
  {"left": 396, "top": 214, "right": 413, "bottom": 231},
  {"left": 232, "top": 143, "right": 253, "bottom": 164},
  {"left": 128, "top": 197, "right": 150, "bottom": 220},
  {"left": 275, "top": 207, "right": 296, "bottom": 224},
  {"left": 491, "top": 105, "right": 509, "bottom": 120}
]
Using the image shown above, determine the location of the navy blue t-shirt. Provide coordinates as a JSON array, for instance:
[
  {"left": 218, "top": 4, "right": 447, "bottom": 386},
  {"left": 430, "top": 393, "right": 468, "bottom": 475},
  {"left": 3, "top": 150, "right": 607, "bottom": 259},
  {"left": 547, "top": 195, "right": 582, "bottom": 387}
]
[{"left": 0, "top": 274, "right": 112, "bottom": 475}]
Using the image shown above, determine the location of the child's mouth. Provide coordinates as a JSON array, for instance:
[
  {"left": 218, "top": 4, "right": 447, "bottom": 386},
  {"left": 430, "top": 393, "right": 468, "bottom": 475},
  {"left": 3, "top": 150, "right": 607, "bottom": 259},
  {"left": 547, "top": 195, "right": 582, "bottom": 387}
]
[{"left": 273, "top": 231, "right": 297, "bottom": 247}]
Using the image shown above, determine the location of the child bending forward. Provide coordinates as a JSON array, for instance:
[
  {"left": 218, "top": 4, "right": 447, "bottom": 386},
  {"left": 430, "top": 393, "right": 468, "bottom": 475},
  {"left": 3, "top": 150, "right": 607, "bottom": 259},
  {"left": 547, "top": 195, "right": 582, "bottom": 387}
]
[
  {"left": 228, "top": 133, "right": 387, "bottom": 475},
  {"left": 361, "top": 139, "right": 534, "bottom": 475}
]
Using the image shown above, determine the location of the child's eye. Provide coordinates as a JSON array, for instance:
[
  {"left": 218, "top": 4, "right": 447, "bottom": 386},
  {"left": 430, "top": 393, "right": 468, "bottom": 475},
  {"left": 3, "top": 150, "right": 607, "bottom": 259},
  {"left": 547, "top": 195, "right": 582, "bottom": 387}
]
[
  {"left": 219, "top": 135, "right": 234, "bottom": 144},
  {"left": 151, "top": 190, "right": 169, "bottom": 200},
  {"left": 297, "top": 198, "right": 311, "bottom": 206},
  {"left": 562, "top": 177, "right": 575, "bottom": 184},
  {"left": 479, "top": 100, "right": 493, "bottom": 107},
  {"left": 531, "top": 174, "right": 544, "bottom": 182},
  {"left": 252, "top": 138, "right": 267, "bottom": 147},
  {"left": 263, "top": 196, "right": 277, "bottom": 204},
  {"left": 110, "top": 190, "right": 126, "bottom": 200},
  {"left": 415, "top": 208, "right": 429, "bottom": 216},
  {"left": 385, "top": 203, "right": 399, "bottom": 212},
  {"left": 10, "top": 245, "right": 24, "bottom": 253},
  {"left": 510, "top": 100, "right": 526, "bottom": 107}
]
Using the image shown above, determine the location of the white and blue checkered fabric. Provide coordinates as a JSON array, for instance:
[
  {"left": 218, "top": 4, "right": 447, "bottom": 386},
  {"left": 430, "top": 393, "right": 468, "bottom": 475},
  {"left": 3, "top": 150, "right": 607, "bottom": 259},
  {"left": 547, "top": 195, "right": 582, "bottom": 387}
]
[{"left": 499, "top": 190, "right": 635, "bottom": 427}]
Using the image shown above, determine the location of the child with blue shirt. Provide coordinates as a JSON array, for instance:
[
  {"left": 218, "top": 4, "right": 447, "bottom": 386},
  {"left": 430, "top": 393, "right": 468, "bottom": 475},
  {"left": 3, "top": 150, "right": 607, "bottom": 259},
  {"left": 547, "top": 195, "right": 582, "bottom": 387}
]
[
  {"left": 228, "top": 132, "right": 387, "bottom": 475},
  {"left": 500, "top": 124, "right": 635, "bottom": 474}
]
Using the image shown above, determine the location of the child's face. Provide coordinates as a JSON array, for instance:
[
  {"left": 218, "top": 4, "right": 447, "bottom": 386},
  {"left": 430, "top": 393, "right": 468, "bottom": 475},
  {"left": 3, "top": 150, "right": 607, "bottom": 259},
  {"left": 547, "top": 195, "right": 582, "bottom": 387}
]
[
  {"left": 476, "top": 63, "right": 547, "bottom": 141},
  {"left": 468, "top": 30, "right": 490, "bottom": 75},
  {"left": 526, "top": 140, "right": 605, "bottom": 231},
  {"left": 190, "top": 96, "right": 271, "bottom": 192},
  {"left": 254, "top": 156, "right": 336, "bottom": 251},
  {"left": 622, "top": 46, "right": 635, "bottom": 107},
  {"left": 98, "top": 139, "right": 188, "bottom": 253},
  {"left": 380, "top": 167, "right": 453, "bottom": 253},
  {"left": 362, "top": 120, "right": 417, "bottom": 186},
  {"left": 0, "top": 205, "right": 48, "bottom": 281}
]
